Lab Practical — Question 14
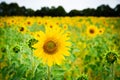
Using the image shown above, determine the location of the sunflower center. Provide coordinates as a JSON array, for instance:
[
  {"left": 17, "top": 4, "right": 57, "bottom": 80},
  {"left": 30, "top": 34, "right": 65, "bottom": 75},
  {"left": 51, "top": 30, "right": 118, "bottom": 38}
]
[
  {"left": 99, "top": 30, "right": 102, "bottom": 33},
  {"left": 27, "top": 21, "right": 31, "bottom": 25},
  {"left": 43, "top": 40, "right": 57, "bottom": 54},
  {"left": 89, "top": 29, "right": 94, "bottom": 34},
  {"left": 20, "top": 27, "right": 24, "bottom": 31}
]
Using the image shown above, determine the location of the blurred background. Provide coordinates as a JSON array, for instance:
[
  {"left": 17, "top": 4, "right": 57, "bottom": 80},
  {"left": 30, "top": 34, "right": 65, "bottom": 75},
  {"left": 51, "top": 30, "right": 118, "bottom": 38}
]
[{"left": 0, "top": 0, "right": 120, "bottom": 17}]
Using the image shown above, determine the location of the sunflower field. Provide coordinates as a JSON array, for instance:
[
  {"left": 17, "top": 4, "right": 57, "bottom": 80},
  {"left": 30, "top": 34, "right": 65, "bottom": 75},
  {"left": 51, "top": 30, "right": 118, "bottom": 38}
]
[{"left": 0, "top": 16, "right": 120, "bottom": 80}]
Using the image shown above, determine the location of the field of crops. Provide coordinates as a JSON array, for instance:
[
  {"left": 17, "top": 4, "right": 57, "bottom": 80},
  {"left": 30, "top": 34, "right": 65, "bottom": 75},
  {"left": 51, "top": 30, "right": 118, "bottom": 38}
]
[{"left": 0, "top": 16, "right": 120, "bottom": 80}]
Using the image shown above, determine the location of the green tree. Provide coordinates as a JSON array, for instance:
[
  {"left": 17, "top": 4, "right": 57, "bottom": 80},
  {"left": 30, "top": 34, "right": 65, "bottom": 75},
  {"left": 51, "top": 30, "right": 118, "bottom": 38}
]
[
  {"left": 55, "top": 6, "right": 66, "bottom": 16},
  {"left": 96, "top": 5, "right": 114, "bottom": 17},
  {"left": 82, "top": 8, "right": 96, "bottom": 16},
  {"left": 68, "top": 9, "right": 81, "bottom": 16},
  {"left": 114, "top": 4, "right": 120, "bottom": 16},
  {"left": 0, "top": 2, "right": 8, "bottom": 16}
]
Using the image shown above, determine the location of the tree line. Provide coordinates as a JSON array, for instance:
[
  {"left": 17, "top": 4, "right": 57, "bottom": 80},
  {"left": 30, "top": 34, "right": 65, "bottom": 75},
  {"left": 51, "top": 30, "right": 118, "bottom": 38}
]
[{"left": 0, "top": 2, "right": 120, "bottom": 17}]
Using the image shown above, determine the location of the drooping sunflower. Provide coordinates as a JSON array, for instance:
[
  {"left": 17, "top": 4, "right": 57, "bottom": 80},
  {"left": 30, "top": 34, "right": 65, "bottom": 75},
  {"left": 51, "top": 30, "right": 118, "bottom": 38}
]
[
  {"left": 86, "top": 25, "right": 98, "bottom": 38},
  {"left": 33, "top": 26, "right": 71, "bottom": 67}
]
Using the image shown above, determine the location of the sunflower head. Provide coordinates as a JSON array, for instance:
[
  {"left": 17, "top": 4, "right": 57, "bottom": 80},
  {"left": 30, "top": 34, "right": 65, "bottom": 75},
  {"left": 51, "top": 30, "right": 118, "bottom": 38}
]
[
  {"left": 106, "top": 51, "right": 117, "bottom": 64},
  {"left": 86, "top": 25, "right": 98, "bottom": 38},
  {"left": 13, "top": 46, "right": 20, "bottom": 53},
  {"left": 28, "top": 38, "right": 38, "bottom": 49},
  {"left": 25, "top": 18, "right": 34, "bottom": 27},
  {"left": 98, "top": 28, "right": 105, "bottom": 35},
  {"left": 1, "top": 47, "right": 6, "bottom": 53},
  {"left": 20, "top": 27, "right": 24, "bottom": 31},
  {"left": 18, "top": 24, "right": 28, "bottom": 34},
  {"left": 62, "top": 24, "right": 68, "bottom": 30},
  {"left": 33, "top": 25, "right": 71, "bottom": 66}
]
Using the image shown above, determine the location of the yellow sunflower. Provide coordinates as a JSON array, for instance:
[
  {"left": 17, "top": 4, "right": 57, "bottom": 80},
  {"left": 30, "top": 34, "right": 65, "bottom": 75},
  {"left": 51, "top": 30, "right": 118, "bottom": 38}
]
[
  {"left": 86, "top": 25, "right": 98, "bottom": 38},
  {"left": 24, "top": 18, "right": 34, "bottom": 27},
  {"left": 17, "top": 25, "right": 28, "bottom": 34},
  {"left": 62, "top": 24, "right": 68, "bottom": 30},
  {"left": 33, "top": 26, "right": 71, "bottom": 67},
  {"left": 98, "top": 28, "right": 105, "bottom": 35}
]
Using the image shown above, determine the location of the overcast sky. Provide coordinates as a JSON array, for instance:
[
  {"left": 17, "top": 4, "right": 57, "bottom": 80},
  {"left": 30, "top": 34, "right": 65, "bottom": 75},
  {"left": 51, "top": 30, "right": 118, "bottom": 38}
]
[{"left": 0, "top": 0, "right": 120, "bottom": 12}]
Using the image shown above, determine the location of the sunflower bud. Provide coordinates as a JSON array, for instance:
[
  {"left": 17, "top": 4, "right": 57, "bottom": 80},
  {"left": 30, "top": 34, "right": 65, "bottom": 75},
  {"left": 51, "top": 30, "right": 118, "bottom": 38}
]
[
  {"left": 13, "top": 46, "right": 20, "bottom": 53},
  {"left": 1, "top": 47, "right": 6, "bottom": 53},
  {"left": 28, "top": 39, "right": 38, "bottom": 49},
  {"left": 106, "top": 52, "right": 117, "bottom": 64}
]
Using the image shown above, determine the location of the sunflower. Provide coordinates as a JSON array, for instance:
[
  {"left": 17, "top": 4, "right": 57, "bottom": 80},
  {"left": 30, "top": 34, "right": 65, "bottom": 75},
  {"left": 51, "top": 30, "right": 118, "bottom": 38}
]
[
  {"left": 106, "top": 51, "right": 117, "bottom": 64},
  {"left": 62, "top": 24, "right": 68, "bottom": 30},
  {"left": 33, "top": 26, "right": 71, "bottom": 67},
  {"left": 25, "top": 18, "right": 34, "bottom": 27},
  {"left": 104, "top": 46, "right": 119, "bottom": 64},
  {"left": 86, "top": 25, "right": 98, "bottom": 38},
  {"left": 17, "top": 25, "right": 28, "bottom": 34},
  {"left": 98, "top": 28, "right": 105, "bottom": 35}
]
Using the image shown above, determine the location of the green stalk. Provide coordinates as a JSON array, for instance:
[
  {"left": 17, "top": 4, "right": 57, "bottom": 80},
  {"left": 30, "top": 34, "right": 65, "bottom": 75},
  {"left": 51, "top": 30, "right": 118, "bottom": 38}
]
[
  {"left": 48, "top": 66, "right": 51, "bottom": 80},
  {"left": 111, "top": 63, "right": 114, "bottom": 80}
]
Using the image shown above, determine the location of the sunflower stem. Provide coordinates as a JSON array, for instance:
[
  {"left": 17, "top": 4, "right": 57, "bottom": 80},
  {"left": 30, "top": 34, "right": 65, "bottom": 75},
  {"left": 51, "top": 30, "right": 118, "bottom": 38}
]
[
  {"left": 111, "top": 63, "right": 114, "bottom": 80},
  {"left": 48, "top": 66, "right": 51, "bottom": 80}
]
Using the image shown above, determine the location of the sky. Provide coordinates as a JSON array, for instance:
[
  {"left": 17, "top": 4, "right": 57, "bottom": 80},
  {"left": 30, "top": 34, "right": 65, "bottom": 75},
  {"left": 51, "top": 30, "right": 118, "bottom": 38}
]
[{"left": 0, "top": 0, "right": 120, "bottom": 12}]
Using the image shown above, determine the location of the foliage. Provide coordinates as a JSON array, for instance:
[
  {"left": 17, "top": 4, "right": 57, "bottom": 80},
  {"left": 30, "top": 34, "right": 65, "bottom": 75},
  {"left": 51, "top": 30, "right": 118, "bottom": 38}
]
[{"left": 0, "top": 2, "right": 120, "bottom": 16}]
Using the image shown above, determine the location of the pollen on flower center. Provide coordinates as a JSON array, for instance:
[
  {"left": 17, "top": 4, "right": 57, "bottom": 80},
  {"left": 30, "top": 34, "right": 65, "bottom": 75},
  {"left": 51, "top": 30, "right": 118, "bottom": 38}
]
[
  {"left": 43, "top": 40, "right": 57, "bottom": 54},
  {"left": 90, "top": 29, "right": 94, "bottom": 34}
]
